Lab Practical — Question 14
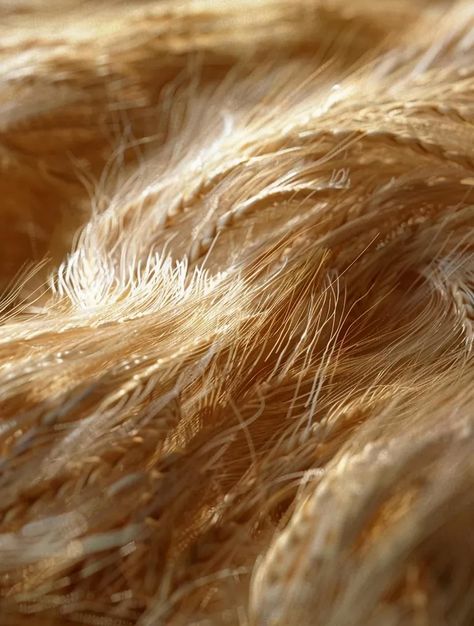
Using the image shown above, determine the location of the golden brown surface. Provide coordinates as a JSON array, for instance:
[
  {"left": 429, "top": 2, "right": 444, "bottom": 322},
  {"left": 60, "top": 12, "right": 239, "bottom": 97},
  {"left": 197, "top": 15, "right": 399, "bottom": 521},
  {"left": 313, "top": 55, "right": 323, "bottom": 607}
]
[{"left": 0, "top": 1, "right": 473, "bottom": 624}]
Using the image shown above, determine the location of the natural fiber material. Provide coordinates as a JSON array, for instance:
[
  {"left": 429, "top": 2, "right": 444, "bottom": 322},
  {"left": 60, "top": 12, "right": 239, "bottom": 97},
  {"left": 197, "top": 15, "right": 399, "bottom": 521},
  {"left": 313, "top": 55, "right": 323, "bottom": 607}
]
[{"left": 0, "top": 1, "right": 473, "bottom": 624}]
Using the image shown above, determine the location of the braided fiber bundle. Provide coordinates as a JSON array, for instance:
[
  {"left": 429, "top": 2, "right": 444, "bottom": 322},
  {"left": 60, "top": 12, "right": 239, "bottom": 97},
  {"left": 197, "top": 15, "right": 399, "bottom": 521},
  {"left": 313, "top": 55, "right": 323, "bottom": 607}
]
[{"left": 1, "top": 1, "right": 474, "bottom": 624}]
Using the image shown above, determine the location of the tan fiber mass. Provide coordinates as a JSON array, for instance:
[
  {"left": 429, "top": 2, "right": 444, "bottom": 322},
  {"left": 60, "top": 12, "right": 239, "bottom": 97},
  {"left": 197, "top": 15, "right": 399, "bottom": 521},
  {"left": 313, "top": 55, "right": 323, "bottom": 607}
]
[{"left": 0, "top": 1, "right": 473, "bottom": 624}]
